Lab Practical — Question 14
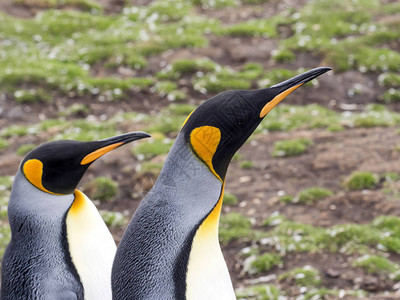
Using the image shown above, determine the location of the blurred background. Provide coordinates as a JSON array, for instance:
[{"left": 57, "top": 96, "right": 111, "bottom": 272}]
[{"left": 1, "top": 0, "right": 400, "bottom": 298}]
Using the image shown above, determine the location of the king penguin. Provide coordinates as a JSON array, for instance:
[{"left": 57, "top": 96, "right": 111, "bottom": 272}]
[
  {"left": 112, "top": 67, "right": 331, "bottom": 300},
  {"left": 1, "top": 131, "right": 150, "bottom": 300}
]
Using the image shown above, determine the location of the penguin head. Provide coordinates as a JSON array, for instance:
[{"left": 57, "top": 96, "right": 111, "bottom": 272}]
[
  {"left": 181, "top": 67, "right": 331, "bottom": 180},
  {"left": 20, "top": 131, "right": 150, "bottom": 195}
]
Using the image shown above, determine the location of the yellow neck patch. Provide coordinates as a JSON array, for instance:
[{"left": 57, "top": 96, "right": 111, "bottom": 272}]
[
  {"left": 22, "top": 159, "right": 62, "bottom": 195},
  {"left": 190, "top": 126, "right": 222, "bottom": 181}
]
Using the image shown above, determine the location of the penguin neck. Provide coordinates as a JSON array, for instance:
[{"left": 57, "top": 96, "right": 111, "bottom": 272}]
[{"left": 8, "top": 171, "right": 75, "bottom": 232}]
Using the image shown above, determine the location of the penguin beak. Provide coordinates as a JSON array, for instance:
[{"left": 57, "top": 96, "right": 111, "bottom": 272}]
[
  {"left": 80, "top": 131, "right": 150, "bottom": 165},
  {"left": 259, "top": 67, "right": 332, "bottom": 118}
]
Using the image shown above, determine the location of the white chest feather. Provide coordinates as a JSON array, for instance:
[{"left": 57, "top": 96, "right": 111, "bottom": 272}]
[
  {"left": 185, "top": 189, "right": 236, "bottom": 300},
  {"left": 66, "top": 190, "right": 116, "bottom": 300}
]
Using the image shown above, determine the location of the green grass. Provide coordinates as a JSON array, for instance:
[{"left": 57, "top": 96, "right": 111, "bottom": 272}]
[
  {"left": 236, "top": 284, "right": 282, "bottom": 300},
  {"left": 219, "top": 212, "right": 253, "bottom": 245},
  {"left": 223, "top": 193, "right": 238, "bottom": 205},
  {"left": 261, "top": 213, "right": 400, "bottom": 255},
  {"left": 100, "top": 210, "right": 129, "bottom": 228},
  {"left": 240, "top": 160, "right": 254, "bottom": 170},
  {"left": 380, "top": 89, "right": 400, "bottom": 104},
  {"left": 278, "top": 0, "right": 400, "bottom": 73},
  {"left": 16, "top": 144, "right": 36, "bottom": 156},
  {"left": 0, "top": 2, "right": 220, "bottom": 99},
  {"left": 217, "top": 17, "right": 286, "bottom": 38},
  {"left": 12, "top": 0, "right": 101, "bottom": 11},
  {"left": 143, "top": 104, "right": 197, "bottom": 134},
  {"left": 344, "top": 172, "right": 378, "bottom": 190},
  {"left": 131, "top": 137, "right": 173, "bottom": 160},
  {"left": 136, "top": 162, "right": 164, "bottom": 176},
  {"left": 296, "top": 187, "right": 333, "bottom": 204},
  {"left": 0, "top": 139, "right": 10, "bottom": 151},
  {"left": 249, "top": 252, "right": 282, "bottom": 274},
  {"left": 272, "top": 138, "right": 312, "bottom": 157},
  {"left": 13, "top": 89, "right": 52, "bottom": 103},
  {"left": 83, "top": 177, "right": 118, "bottom": 202},
  {"left": 378, "top": 73, "right": 400, "bottom": 88},
  {"left": 0, "top": 176, "right": 12, "bottom": 257},
  {"left": 353, "top": 255, "right": 397, "bottom": 274},
  {"left": 279, "top": 266, "right": 321, "bottom": 287}
]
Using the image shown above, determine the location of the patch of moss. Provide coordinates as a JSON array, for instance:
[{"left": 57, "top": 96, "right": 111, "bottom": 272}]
[
  {"left": 144, "top": 104, "right": 196, "bottom": 134},
  {"left": 382, "top": 172, "right": 400, "bottom": 182},
  {"left": 84, "top": 177, "right": 118, "bottom": 202},
  {"left": 131, "top": 138, "right": 173, "bottom": 160},
  {"left": 344, "top": 171, "right": 378, "bottom": 190},
  {"left": 278, "top": 0, "right": 400, "bottom": 72},
  {"left": 0, "top": 225, "right": 11, "bottom": 259},
  {"left": 0, "top": 139, "right": 10, "bottom": 151},
  {"left": 0, "top": 176, "right": 12, "bottom": 219},
  {"left": 59, "top": 103, "right": 90, "bottom": 117},
  {"left": 250, "top": 252, "right": 282, "bottom": 274},
  {"left": 263, "top": 212, "right": 287, "bottom": 227},
  {"left": 279, "top": 266, "right": 321, "bottom": 287},
  {"left": 190, "top": 0, "right": 237, "bottom": 9},
  {"left": 272, "top": 138, "right": 312, "bottom": 157},
  {"left": 378, "top": 72, "right": 400, "bottom": 88},
  {"left": 217, "top": 17, "right": 285, "bottom": 38},
  {"left": 296, "top": 187, "right": 333, "bottom": 204},
  {"left": 303, "top": 288, "right": 339, "bottom": 300},
  {"left": 236, "top": 284, "right": 281, "bottom": 300},
  {"left": 223, "top": 193, "right": 238, "bottom": 205},
  {"left": 100, "top": 210, "right": 129, "bottom": 228},
  {"left": 271, "top": 48, "right": 296, "bottom": 63},
  {"left": 12, "top": 0, "right": 101, "bottom": 11},
  {"left": 50, "top": 119, "right": 119, "bottom": 141},
  {"left": 16, "top": 144, "right": 36, "bottom": 156},
  {"left": 153, "top": 81, "right": 187, "bottom": 101},
  {"left": 380, "top": 89, "right": 400, "bottom": 104},
  {"left": 260, "top": 104, "right": 340, "bottom": 132},
  {"left": 158, "top": 58, "right": 217, "bottom": 79},
  {"left": 14, "top": 88, "right": 52, "bottom": 103},
  {"left": 279, "top": 195, "right": 294, "bottom": 203},
  {"left": 0, "top": 125, "right": 29, "bottom": 138},
  {"left": 136, "top": 162, "right": 164, "bottom": 176},
  {"left": 353, "top": 255, "right": 397, "bottom": 274},
  {"left": 219, "top": 212, "right": 252, "bottom": 245},
  {"left": 193, "top": 69, "right": 252, "bottom": 94},
  {"left": 240, "top": 160, "right": 254, "bottom": 169}
]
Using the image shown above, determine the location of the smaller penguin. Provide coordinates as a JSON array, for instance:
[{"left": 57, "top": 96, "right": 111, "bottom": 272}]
[{"left": 1, "top": 131, "right": 150, "bottom": 300}]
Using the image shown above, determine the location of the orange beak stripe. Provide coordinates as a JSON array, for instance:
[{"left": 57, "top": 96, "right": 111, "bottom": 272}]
[
  {"left": 260, "top": 83, "right": 303, "bottom": 118},
  {"left": 80, "top": 142, "right": 123, "bottom": 165}
]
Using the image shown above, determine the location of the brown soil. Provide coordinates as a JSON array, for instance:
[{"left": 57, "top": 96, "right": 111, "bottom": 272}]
[{"left": 2, "top": 1, "right": 400, "bottom": 299}]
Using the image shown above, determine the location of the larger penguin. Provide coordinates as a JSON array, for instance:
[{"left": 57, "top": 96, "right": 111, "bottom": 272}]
[
  {"left": 112, "top": 67, "right": 331, "bottom": 300},
  {"left": 1, "top": 131, "right": 149, "bottom": 299}
]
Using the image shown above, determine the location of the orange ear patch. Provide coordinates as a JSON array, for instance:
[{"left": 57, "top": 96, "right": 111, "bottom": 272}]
[
  {"left": 23, "top": 159, "right": 62, "bottom": 195},
  {"left": 190, "top": 126, "right": 222, "bottom": 181}
]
